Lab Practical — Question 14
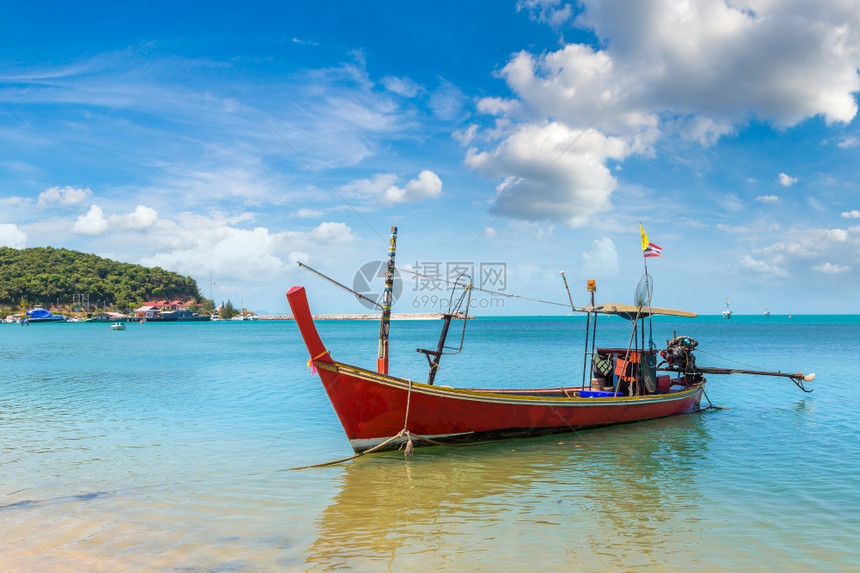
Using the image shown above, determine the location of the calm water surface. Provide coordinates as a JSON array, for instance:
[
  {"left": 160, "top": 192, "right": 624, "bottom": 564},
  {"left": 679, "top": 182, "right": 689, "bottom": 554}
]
[{"left": 1, "top": 315, "right": 858, "bottom": 571}]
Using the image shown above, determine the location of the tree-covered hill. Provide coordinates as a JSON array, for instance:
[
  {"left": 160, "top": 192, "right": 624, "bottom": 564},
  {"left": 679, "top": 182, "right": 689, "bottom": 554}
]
[{"left": 0, "top": 247, "right": 205, "bottom": 314}]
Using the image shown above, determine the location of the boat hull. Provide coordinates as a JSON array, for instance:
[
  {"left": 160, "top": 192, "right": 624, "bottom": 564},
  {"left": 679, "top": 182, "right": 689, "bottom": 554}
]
[{"left": 316, "top": 361, "right": 703, "bottom": 452}]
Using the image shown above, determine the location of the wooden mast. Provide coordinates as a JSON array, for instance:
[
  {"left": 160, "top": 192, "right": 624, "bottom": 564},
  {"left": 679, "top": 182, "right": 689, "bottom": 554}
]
[{"left": 377, "top": 226, "right": 397, "bottom": 374}]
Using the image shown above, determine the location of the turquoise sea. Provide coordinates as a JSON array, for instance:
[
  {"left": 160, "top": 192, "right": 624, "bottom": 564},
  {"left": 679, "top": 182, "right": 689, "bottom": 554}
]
[{"left": 2, "top": 313, "right": 859, "bottom": 572}]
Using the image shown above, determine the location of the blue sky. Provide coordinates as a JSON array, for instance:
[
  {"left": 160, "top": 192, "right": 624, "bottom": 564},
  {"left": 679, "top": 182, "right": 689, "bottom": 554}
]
[{"left": 2, "top": 0, "right": 859, "bottom": 315}]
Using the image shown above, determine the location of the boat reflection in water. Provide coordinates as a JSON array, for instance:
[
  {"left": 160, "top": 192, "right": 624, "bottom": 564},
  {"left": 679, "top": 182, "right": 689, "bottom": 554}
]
[{"left": 305, "top": 415, "right": 711, "bottom": 571}]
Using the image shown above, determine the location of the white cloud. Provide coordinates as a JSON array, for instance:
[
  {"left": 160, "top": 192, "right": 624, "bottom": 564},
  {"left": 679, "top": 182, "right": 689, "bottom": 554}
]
[
  {"left": 477, "top": 97, "right": 519, "bottom": 116},
  {"left": 0, "top": 223, "right": 28, "bottom": 248},
  {"left": 380, "top": 170, "right": 443, "bottom": 205},
  {"left": 739, "top": 255, "right": 791, "bottom": 278},
  {"left": 778, "top": 173, "right": 798, "bottom": 187},
  {"left": 113, "top": 205, "right": 158, "bottom": 230},
  {"left": 756, "top": 195, "right": 780, "bottom": 203},
  {"left": 71, "top": 204, "right": 157, "bottom": 235},
  {"left": 465, "top": 0, "right": 860, "bottom": 226},
  {"left": 142, "top": 226, "right": 285, "bottom": 280},
  {"left": 308, "top": 221, "right": 355, "bottom": 242},
  {"left": 71, "top": 205, "right": 109, "bottom": 235},
  {"left": 824, "top": 228, "right": 848, "bottom": 242},
  {"left": 838, "top": 136, "right": 859, "bottom": 149},
  {"left": 288, "top": 251, "right": 310, "bottom": 265},
  {"left": 341, "top": 171, "right": 442, "bottom": 205},
  {"left": 381, "top": 76, "right": 422, "bottom": 97},
  {"left": 296, "top": 208, "right": 323, "bottom": 218},
  {"left": 576, "top": 1, "right": 859, "bottom": 127},
  {"left": 842, "top": 210, "right": 860, "bottom": 218},
  {"left": 580, "top": 237, "right": 619, "bottom": 278},
  {"left": 342, "top": 173, "right": 399, "bottom": 200},
  {"left": 139, "top": 220, "right": 356, "bottom": 283},
  {"left": 428, "top": 79, "right": 466, "bottom": 121},
  {"left": 467, "top": 122, "right": 626, "bottom": 227},
  {"left": 517, "top": 0, "right": 574, "bottom": 28},
  {"left": 37, "top": 186, "right": 92, "bottom": 209},
  {"left": 814, "top": 262, "right": 850, "bottom": 274}
]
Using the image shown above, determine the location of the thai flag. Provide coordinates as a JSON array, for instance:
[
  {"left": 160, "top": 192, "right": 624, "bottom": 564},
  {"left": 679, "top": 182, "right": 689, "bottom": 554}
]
[{"left": 643, "top": 242, "right": 662, "bottom": 258}]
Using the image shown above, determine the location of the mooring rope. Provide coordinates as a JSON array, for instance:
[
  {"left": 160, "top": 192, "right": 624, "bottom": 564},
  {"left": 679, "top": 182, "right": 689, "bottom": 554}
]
[
  {"left": 290, "top": 380, "right": 416, "bottom": 469},
  {"left": 401, "top": 380, "right": 414, "bottom": 456}
]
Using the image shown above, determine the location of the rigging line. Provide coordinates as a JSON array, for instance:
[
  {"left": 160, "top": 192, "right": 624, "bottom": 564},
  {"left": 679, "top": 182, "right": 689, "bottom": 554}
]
[
  {"left": 465, "top": 109, "right": 607, "bottom": 250},
  {"left": 297, "top": 261, "right": 383, "bottom": 309},
  {"left": 695, "top": 347, "right": 776, "bottom": 372},
  {"left": 254, "top": 110, "right": 384, "bottom": 242},
  {"left": 394, "top": 265, "right": 572, "bottom": 308}
]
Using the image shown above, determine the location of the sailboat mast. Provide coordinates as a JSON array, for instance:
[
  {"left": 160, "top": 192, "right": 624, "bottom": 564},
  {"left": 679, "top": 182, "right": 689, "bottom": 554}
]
[{"left": 377, "top": 226, "right": 398, "bottom": 374}]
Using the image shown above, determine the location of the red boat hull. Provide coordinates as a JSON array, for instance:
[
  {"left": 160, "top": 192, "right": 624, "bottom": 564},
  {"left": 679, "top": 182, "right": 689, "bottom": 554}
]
[{"left": 287, "top": 286, "right": 704, "bottom": 452}]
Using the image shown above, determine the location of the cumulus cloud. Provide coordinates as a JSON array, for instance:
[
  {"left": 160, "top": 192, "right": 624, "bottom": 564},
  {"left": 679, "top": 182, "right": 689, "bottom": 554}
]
[
  {"left": 465, "top": 0, "right": 860, "bottom": 226},
  {"left": 580, "top": 237, "right": 619, "bottom": 277},
  {"left": 0, "top": 223, "right": 28, "bottom": 248},
  {"left": 778, "top": 173, "right": 798, "bottom": 187},
  {"left": 72, "top": 205, "right": 109, "bottom": 235},
  {"left": 71, "top": 204, "right": 158, "bottom": 235},
  {"left": 342, "top": 171, "right": 442, "bottom": 205},
  {"left": 342, "top": 173, "right": 399, "bottom": 200},
  {"left": 380, "top": 170, "right": 443, "bottom": 205},
  {"left": 477, "top": 97, "right": 519, "bottom": 116},
  {"left": 842, "top": 210, "right": 860, "bottom": 218},
  {"left": 139, "top": 220, "right": 356, "bottom": 283},
  {"left": 739, "top": 255, "right": 791, "bottom": 278},
  {"left": 824, "top": 228, "right": 848, "bottom": 242},
  {"left": 467, "top": 123, "right": 626, "bottom": 226},
  {"left": 814, "top": 262, "right": 850, "bottom": 274},
  {"left": 37, "top": 186, "right": 92, "bottom": 209},
  {"left": 742, "top": 225, "right": 860, "bottom": 286},
  {"left": 288, "top": 251, "right": 310, "bottom": 265},
  {"left": 114, "top": 205, "right": 158, "bottom": 230},
  {"left": 308, "top": 221, "right": 355, "bottom": 242}
]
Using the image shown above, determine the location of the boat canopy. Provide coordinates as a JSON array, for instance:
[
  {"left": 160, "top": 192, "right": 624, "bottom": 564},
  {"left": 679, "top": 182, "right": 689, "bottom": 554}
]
[
  {"left": 25, "top": 308, "right": 53, "bottom": 318},
  {"left": 582, "top": 302, "right": 697, "bottom": 320}
]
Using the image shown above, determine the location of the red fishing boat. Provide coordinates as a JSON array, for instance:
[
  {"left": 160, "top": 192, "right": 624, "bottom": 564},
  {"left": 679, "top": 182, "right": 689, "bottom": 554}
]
[
  {"left": 288, "top": 227, "right": 814, "bottom": 455},
  {"left": 289, "top": 285, "right": 707, "bottom": 453}
]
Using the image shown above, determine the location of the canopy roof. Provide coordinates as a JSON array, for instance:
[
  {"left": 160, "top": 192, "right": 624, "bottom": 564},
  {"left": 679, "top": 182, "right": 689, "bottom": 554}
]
[
  {"left": 582, "top": 302, "right": 697, "bottom": 320},
  {"left": 26, "top": 308, "right": 53, "bottom": 318}
]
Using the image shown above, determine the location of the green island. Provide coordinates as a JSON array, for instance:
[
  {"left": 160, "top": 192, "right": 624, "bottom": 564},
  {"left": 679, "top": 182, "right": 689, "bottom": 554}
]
[{"left": 0, "top": 246, "right": 229, "bottom": 319}]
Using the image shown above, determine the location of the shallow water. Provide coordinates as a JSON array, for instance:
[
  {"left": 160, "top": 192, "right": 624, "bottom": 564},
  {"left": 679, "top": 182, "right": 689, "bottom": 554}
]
[{"left": 2, "top": 316, "right": 858, "bottom": 571}]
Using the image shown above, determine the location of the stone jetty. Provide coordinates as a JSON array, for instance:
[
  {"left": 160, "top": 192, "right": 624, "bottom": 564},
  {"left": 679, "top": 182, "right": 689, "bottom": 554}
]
[{"left": 258, "top": 313, "right": 453, "bottom": 321}]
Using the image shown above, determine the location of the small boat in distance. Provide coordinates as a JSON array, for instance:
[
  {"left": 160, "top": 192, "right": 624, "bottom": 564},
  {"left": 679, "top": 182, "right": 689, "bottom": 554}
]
[
  {"left": 722, "top": 299, "right": 732, "bottom": 320},
  {"left": 109, "top": 322, "right": 126, "bottom": 331},
  {"left": 764, "top": 304, "right": 771, "bottom": 317}
]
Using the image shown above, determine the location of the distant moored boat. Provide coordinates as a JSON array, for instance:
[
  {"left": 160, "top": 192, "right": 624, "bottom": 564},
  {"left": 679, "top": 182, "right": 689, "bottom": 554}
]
[
  {"left": 722, "top": 299, "right": 732, "bottom": 320},
  {"left": 22, "top": 308, "right": 66, "bottom": 324}
]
